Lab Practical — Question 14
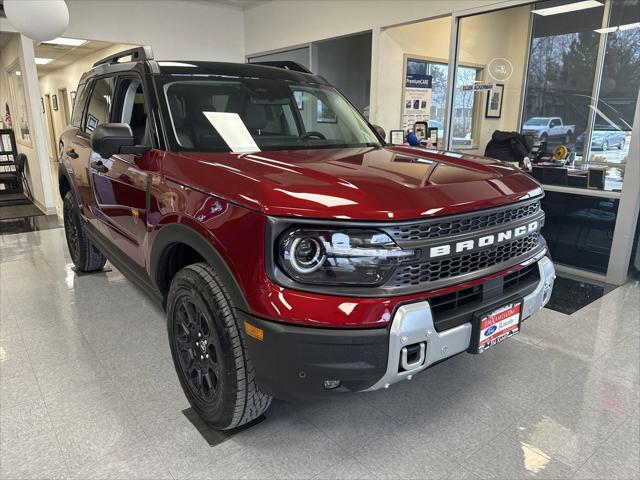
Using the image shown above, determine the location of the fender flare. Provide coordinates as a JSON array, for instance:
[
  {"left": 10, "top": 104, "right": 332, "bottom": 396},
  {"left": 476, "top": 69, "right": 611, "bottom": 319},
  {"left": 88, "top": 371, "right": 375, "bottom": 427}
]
[{"left": 149, "top": 223, "right": 249, "bottom": 311}]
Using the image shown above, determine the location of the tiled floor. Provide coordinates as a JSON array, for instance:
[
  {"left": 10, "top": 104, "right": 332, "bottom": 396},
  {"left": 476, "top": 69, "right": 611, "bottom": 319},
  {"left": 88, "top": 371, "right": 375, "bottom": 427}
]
[{"left": 1, "top": 227, "right": 639, "bottom": 480}]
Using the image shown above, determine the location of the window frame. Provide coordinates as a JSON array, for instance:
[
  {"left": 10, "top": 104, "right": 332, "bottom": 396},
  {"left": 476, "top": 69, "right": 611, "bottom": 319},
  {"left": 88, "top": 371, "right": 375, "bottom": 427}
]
[
  {"left": 111, "top": 73, "right": 153, "bottom": 147},
  {"left": 81, "top": 74, "right": 117, "bottom": 136}
]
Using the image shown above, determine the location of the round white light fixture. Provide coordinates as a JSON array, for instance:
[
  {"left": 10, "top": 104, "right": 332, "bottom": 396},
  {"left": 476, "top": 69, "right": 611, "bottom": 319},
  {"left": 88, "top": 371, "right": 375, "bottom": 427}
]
[{"left": 4, "top": 0, "right": 69, "bottom": 42}]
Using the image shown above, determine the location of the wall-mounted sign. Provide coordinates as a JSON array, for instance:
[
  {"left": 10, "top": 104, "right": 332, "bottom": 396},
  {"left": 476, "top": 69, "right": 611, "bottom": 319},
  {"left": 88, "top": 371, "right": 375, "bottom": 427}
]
[
  {"left": 461, "top": 83, "right": 494, "bottom": 92},
  {"left": 401, "top": 57, "right": 433, "bottom": 131},
  {"left": 488, "top": 58, "right": 514, "bottom": 82}
]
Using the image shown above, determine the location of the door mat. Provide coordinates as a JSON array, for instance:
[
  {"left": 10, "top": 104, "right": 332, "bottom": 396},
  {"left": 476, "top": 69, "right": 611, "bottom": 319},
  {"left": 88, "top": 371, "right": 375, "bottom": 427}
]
[{"left": 545, "top": 275, "right": 614, "bottom": 315}]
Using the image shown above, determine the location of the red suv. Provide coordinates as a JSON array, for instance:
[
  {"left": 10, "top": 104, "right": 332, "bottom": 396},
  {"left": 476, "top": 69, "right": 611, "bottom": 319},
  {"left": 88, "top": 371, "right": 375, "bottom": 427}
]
[{"left": 59, "top": 47, "right": 555, "bottom": 430}]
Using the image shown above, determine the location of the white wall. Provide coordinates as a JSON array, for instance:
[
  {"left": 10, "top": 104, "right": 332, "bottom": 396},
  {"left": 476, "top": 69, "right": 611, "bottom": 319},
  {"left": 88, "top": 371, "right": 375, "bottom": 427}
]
[
  {"left": 244, "top": 0, "right": 505, "bottom": 56},
  {"left": 63, "top": 0, "right": 245, "bottom": 62},
  {"left": 244, "top": 0, "right": 530, "bottom": 138},
  {"left": 38, "top": 43, "right": 133, "bottom": 154}
]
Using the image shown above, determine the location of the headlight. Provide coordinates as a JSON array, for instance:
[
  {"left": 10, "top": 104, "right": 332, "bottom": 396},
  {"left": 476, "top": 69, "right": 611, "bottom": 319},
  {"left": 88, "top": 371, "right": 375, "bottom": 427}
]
[{"left": 278, "top": 228, "right": 415, "bottom": 286}]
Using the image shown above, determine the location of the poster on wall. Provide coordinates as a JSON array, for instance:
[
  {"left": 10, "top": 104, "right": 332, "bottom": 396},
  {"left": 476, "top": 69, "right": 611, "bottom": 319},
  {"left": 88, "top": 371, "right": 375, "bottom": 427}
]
[
  {"left": 402, "top": 58, "right": 432, "bottom": 131},
  {"left": 485, "top": 83, "right": 504, "bottom": 118}
]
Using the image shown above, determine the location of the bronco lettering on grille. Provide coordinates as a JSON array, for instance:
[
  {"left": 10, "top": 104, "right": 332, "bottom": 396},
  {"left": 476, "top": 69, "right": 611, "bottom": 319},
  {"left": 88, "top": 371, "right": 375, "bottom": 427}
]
[{"left": 428, "top": 221, "right": 540, "bottom": 259}]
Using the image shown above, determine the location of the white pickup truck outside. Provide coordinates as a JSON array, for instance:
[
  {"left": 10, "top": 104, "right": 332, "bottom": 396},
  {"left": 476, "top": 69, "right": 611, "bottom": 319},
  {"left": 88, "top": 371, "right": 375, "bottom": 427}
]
[{"left": 522, "top": 116, "right": 575, "bottom": 145}]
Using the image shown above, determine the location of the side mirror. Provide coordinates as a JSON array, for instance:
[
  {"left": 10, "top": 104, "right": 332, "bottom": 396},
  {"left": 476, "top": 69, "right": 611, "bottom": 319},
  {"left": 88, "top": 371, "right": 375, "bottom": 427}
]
[
  {"left": 91, "top": 123, "right": 150, "bottom": 159},
  {"left": 371, "top": 124, "right": 386, "bottom": 141}
]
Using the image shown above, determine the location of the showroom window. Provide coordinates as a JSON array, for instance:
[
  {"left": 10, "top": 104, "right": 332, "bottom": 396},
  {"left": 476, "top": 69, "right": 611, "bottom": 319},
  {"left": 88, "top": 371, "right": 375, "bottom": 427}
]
[
  {"left": 7, "top": 66, "right": 31, "bottom": 146},
  {"left": 451, "top": 65, "right": 484, "bottom": 149},
  {"left": 584, "top": 0, "right": 640, "bottom": 190},
  {"left": 450, "top": 4, "right": 531, "bottom": 156},
  {"left": 444, "top": 0, "right": 639, "bottom": 279}
]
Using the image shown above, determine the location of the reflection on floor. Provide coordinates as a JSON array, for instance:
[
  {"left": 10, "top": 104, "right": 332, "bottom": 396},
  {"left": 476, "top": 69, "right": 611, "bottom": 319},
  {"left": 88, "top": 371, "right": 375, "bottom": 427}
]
[
  {"left": 0, "top": 204, "right": 45, "bottom": 221},
  {"left": 0, "top": 214, "right": 60, "bottom": 235},
  {"left": 1, "top": 228, "right": 638, "bottom": 480},
  {"left": 546, "top": 275, "right": 615, "bottom": 315}
]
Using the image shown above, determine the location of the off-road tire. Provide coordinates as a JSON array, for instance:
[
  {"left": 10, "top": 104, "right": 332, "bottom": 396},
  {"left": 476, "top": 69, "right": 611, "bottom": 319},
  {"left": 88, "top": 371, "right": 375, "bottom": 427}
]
[
  {"left": 167, "top": 262, "right": 272, "bottom": 430},
  {"left": 63, "top": 191, "right": 107, "bottom": 272}
]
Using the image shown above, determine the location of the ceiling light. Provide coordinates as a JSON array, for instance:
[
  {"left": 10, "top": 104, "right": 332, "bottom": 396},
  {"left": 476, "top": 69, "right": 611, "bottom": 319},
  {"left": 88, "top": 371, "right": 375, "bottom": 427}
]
[
  {"left": 595, "top": 22, "right": 640, "bottom": 33},
  {"left": 35, "top": 58, "right": 53, "bottom": 65},
  {"left": 619, "top": 22, "right": 640, "bottom": 31},
  {"left": 594, "top": 26, "right": 618, "bottom": 33},
  {"left": 15, "top": 71, "right": 21, "bottom": 76},
  {"left": 534, "top": 0, "right": 602, "bottom": 16},
  {"left": 41, "top": 37, "right": 88, "bottom": 47}
]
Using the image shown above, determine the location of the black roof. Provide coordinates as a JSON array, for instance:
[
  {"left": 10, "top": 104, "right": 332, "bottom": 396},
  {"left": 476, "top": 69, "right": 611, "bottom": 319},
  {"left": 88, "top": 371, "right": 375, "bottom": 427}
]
[
  {"left": 155, "top": 60, "right": 327, "bottom": 84},
  {"left": 81, "top": 46, "right": 327, "bottom": 85}
]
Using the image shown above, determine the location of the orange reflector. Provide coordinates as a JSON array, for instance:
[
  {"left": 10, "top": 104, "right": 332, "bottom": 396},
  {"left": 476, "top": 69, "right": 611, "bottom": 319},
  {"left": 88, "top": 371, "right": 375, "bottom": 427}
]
[{"left": 244, "top": 321, "right": 264, "bottom": 341}]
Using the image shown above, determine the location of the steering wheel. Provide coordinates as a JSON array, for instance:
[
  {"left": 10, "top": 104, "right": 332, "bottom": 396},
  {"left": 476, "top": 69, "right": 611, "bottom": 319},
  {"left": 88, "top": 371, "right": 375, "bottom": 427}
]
[{"left": 299, "top": 131, "right": 326, "bottom": 140}]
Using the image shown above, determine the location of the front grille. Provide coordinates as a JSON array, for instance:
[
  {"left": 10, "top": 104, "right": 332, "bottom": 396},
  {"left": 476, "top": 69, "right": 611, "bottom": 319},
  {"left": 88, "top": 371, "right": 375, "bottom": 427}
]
[
  {"left": 385, "top": 200, "right": 540, "bottom": 242},
  {"left": 428, "top": 263, "right": 540, "bottom": 332},
  {"left": 391, "top": 232, "right": 540, "bottom": 287}
]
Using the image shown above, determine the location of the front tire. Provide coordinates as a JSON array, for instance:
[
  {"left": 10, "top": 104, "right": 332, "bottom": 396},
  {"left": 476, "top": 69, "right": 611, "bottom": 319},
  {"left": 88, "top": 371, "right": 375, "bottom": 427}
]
[
  {"left": 602, "top": 141, "right": 608, "bottom": 151},
  {"left": 167, "top": 262, "right": 271, "bottom": 430},
  {"left": 63, "top": 191, "right": 107, "bottom": 272}
]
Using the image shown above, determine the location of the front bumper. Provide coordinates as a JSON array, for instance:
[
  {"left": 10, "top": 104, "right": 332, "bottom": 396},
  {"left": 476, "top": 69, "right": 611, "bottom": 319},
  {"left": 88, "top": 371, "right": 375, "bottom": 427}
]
[{"left": 243, "top": 256, "right": 555, "bottom": 401}]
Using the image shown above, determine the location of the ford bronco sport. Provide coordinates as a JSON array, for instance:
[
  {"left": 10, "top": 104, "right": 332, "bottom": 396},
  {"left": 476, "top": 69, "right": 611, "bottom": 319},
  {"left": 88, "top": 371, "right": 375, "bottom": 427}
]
[{"left": 59, "top": 47, "right": 556, "bottom": 430}]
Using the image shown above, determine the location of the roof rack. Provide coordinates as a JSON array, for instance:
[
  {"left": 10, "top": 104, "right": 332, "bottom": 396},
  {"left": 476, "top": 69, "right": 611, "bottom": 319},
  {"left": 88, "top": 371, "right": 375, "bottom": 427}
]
[
  {"left": 250, "top": 61, "right": 312, "bottom": 74},
  {"left": 93, "top": 46, "right": 154, "bottom": 68}
]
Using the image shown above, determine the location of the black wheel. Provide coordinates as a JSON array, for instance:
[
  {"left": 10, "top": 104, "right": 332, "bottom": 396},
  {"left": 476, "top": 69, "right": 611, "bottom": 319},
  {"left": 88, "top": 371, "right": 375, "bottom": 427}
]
[
  {"left": 167, "top": 262, "right": 271, "bottom": 430},
  {"left": 602, "top": 141, "right": 608, "bottom": 151},
  {"left": 540, "top": 133, "right": 548, "bottom": 144},
  {"left": 564, "top": 132, "right": 572, "bottom": 145},
  {"left": 63, "top": 191, "right": 107, "bottom": 272},
  {"left": 618, "top": 138, "right": 625, "bottom": 149}
]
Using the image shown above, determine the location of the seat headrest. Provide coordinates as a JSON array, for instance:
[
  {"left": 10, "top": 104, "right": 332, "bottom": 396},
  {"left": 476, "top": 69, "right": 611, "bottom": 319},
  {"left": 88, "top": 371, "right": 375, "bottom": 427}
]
[{"left": 243, "top": 104, "right": 267, "bottom": 131}]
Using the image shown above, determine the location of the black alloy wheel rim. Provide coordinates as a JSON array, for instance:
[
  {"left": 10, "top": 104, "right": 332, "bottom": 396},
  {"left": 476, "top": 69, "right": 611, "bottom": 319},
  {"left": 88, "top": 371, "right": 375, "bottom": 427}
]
[
  {"left": 64, "top": 205, "right": 80, "bottom": 260},
  {"left": 174, "top": 296, "right": 222, "bottom": 403}
]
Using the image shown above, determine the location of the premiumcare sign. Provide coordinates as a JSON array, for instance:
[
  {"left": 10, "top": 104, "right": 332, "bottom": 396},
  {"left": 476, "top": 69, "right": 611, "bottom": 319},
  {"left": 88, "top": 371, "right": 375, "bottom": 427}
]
[{"left": 427, "top": 220, "right": 540, "bottom": 259}]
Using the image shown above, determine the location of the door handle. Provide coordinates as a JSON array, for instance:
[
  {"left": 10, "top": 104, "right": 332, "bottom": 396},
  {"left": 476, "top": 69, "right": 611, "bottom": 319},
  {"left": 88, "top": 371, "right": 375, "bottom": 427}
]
[
  {"left": 66, "top": 149, "right": 79, "bottom": 159},
  {"left": 90, "top": 160, "right": 109, "bottom": 174}
]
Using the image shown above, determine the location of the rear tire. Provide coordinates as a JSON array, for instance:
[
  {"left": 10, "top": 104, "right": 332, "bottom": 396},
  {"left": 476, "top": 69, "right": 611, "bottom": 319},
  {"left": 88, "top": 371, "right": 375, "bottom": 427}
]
[
  {"left": 63, "top": 191, "right": 107, "bottom": 272},
  {"left": 167, "top": 262, "right": 271, "bottom": 430}
]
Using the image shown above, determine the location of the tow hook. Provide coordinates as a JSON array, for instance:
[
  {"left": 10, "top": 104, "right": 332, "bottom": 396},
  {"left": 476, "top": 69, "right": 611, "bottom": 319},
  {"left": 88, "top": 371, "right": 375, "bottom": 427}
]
[{"left": 400, "top": 342, "right": 426, "bottom": 371}]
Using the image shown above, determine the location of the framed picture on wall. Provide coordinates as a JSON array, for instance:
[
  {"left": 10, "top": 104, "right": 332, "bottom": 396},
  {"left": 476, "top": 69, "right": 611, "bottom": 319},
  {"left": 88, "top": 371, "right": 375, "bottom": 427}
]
[
  {"left": 485, "top": 84, "right": 504, "bottom": 118},
  {"left": 52, "top": 94, "right": 59, "bottom": 111}
]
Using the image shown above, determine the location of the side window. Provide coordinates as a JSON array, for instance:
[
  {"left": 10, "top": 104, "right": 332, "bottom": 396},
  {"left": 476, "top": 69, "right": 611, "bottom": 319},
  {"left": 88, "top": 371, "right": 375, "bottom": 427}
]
[
  {"left": 84, "top": 77, "right": 115, "bottom": 133},
  {"left": 113, "top": 78, "right": 149, "bottom": 145},
  {"left": 70, "top": 83, "right": 88, "bottom": 127}
]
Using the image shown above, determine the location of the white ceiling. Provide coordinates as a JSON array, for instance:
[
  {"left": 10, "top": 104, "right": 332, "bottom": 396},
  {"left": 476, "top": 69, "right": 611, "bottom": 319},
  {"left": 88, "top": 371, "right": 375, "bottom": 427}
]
[
  {"left": 207, "top": 0, "right": 266, "bottom": 10},
  {"left": 34, "top": 39, "right": 119, "bottom": 75}
]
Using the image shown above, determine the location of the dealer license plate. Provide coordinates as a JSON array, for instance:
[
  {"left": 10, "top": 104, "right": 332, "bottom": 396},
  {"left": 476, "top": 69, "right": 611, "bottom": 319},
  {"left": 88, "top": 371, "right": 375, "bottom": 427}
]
[{"left": 476, "top": 302, "right": 522, "bottom": 354}]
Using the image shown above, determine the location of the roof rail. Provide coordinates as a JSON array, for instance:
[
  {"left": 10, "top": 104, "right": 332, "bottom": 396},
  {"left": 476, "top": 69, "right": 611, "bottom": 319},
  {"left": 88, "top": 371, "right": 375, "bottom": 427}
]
[
  {"left": 93, "top": 46, "right": 154, "bottom": 68},
  {"left": 250, "top": 61, "right": 311, "bottom": 74}
]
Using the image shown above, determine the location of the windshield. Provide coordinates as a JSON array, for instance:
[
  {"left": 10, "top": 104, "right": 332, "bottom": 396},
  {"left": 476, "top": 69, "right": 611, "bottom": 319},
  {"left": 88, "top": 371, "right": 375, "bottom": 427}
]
[
  {"left": 161, "top": 77, "right": 381, "bottom": 152},
  {"left": 524, "top": 117, "right": 549, "bottom": 126}
]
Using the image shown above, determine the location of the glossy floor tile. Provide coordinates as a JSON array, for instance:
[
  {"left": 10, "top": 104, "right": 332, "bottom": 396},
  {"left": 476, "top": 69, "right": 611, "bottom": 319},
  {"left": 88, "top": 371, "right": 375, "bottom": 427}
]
[{"left": 1, "top": 227, "right": 639, "bottom": 480}]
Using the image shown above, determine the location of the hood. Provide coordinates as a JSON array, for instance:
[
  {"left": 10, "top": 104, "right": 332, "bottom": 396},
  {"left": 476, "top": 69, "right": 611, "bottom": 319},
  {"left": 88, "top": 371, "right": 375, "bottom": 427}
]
[{"left": 162, "top": 146, "right": 543, "bottom": 221}]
